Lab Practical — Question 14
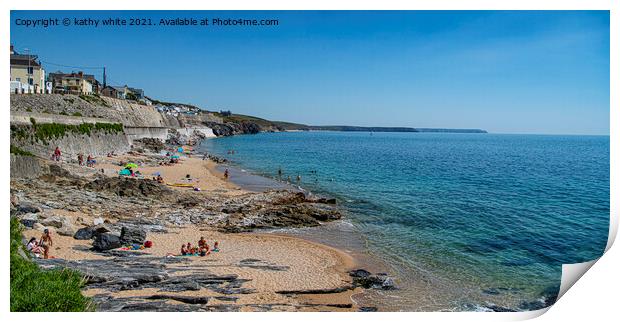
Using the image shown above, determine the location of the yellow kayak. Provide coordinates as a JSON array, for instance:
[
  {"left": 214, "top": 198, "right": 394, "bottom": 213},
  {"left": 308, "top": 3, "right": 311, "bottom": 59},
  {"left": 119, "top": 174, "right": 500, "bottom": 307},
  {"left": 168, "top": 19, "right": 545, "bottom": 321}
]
[{"left": 166, "top": 183, "right": 194, "bottom": 188}]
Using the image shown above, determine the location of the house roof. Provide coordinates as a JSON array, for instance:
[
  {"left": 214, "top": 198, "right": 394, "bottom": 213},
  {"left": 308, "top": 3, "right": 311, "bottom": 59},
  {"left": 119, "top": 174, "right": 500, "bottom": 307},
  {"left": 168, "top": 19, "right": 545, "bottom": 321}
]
[{"left": 11, "top": 54, "right": 41, "bottom": 68}]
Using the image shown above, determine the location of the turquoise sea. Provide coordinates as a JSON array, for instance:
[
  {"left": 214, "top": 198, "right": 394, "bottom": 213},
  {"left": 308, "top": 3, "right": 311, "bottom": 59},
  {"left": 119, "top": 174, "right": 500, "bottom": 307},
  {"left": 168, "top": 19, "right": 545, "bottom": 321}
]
[{"left": 201, "top": 132, "right": 609, "bottom": 311}]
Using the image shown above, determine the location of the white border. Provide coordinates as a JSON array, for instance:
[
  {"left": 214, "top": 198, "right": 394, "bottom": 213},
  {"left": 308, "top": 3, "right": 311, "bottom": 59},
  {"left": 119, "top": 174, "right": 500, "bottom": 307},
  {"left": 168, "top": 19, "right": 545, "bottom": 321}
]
[{"left": 1, "top": 1, "right": 617, "bottom": 322}]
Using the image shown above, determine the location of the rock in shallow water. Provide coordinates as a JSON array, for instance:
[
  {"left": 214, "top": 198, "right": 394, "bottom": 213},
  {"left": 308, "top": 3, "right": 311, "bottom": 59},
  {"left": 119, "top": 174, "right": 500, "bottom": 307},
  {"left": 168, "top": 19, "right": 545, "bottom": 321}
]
[{"left": 348, "top": 269, "right": 396, "bottom": 290}]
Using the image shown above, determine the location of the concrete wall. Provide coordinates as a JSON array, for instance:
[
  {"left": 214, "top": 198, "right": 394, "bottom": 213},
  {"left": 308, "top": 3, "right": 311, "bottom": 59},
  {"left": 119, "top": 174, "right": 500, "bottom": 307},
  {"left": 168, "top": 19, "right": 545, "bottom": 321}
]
[
  {"left": 10, "top": 155, "right": 45, "bottom": 179},
  {"left": 11, "top": 130, "right": 131, "bottom": 160},
  {"left": 11, "top": 111, "right": 116, "bottom": 126},
  {"left": 11, "top": 154, "right": 47, "bottom": 178},
  {"left": 124, "top": 127, "right": 169, "bottom": 142}
]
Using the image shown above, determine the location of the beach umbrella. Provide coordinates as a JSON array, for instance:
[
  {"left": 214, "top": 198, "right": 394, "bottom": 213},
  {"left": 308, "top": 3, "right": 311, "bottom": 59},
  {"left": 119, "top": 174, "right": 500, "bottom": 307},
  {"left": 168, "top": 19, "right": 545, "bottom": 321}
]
[
  {"left": 125, "top": 163, "right": 139, "bottom": 168},
  {"left": 177, "top": 147, "right": 184, "bottom": 153}
]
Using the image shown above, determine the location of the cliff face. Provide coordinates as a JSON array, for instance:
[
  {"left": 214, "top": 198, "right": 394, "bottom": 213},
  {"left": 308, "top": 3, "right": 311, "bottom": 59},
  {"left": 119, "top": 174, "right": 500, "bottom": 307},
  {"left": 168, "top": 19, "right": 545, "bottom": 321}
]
[{"left": 9, "top": 94, "right": 285, "bottom": 139}]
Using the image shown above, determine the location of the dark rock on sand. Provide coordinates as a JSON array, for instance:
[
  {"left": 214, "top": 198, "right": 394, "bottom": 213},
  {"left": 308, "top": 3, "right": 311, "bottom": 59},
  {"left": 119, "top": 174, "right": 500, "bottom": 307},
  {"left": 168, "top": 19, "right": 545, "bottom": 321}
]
[
  {"left": 146, "top": 294, "right": 209, "bottom": 305},
  {"left": 276, "top": 286, "right": 354, "bottom": 295},
  {"left": 20, "top": 219, "right": 36, "bottom": 228},
  {"left": 16, "top": 203, "right": 42, "bottom": 214},
  {"left": 120, "top": 226, "right": 147, "bottom": 245},
  {"left": 93, "top": 232, "right": 122, "bottom": 251}
]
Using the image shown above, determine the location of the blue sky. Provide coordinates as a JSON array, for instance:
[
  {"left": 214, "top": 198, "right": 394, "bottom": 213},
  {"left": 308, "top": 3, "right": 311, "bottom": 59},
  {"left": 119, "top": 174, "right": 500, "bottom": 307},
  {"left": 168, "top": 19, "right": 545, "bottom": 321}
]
[{"left": 10, "top": 11, "right": 609, "bottom": 134}]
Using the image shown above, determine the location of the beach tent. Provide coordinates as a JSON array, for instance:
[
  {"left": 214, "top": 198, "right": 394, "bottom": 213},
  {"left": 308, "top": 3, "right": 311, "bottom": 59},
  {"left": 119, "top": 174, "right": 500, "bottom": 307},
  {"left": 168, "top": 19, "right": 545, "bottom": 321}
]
[
  {"left": 119, "top": 169, "right": 132, "bottom": 176},
  {"left": 125, "top": 163, "right": 138, "bottom": 168}
]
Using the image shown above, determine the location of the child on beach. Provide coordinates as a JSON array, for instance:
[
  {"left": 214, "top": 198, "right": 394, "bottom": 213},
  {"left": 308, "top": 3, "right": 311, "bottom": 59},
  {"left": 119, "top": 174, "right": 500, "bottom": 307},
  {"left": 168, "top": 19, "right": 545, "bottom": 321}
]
[{"left": 212, "top": 241, "right": 220, "bottom": 252}]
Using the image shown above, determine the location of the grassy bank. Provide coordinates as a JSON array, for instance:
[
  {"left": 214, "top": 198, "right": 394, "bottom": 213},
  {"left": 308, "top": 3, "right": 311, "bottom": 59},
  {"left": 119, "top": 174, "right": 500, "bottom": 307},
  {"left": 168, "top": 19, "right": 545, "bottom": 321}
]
[{"left": 10, "top": 218, "right": 92, "bottom": 311}]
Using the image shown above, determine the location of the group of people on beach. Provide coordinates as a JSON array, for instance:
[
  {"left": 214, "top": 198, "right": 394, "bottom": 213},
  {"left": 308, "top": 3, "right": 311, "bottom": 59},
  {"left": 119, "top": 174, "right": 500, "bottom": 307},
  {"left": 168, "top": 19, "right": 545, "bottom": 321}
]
[
  {"left": 77, "top": 152, "right": 96, "bottom": 167},
  {"left": 26, "top": 229, "right": 53, "bottom": 259},
  {"left": 181, "top": 237, "right": 219, "bottom": 257},
  {"left": 50, "top": 146, "right": 99, "bottom": 167}
]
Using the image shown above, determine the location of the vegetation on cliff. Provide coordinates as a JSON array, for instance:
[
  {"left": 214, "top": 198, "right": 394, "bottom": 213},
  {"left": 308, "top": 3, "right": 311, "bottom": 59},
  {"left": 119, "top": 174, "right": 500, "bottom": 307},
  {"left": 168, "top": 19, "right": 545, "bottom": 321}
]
[
  {"left": 11, "top": 122, "right": 124, "bottom": 145},
  {"left": 10, "top": 145, "right": 35, "bottom": 156},
  {"left": 10, "top": 218, "right": 91, "bottom": 311}
]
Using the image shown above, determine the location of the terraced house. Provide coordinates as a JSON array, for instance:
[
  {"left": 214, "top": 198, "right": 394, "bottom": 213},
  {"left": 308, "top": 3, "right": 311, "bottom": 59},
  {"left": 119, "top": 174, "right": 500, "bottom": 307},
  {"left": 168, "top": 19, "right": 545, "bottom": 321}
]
[
  {"left": 10, "top": 45, "right": 46, "bottom": 94},
  {"left": 48, "top": 71, "right": 101, "bottom": 95}
]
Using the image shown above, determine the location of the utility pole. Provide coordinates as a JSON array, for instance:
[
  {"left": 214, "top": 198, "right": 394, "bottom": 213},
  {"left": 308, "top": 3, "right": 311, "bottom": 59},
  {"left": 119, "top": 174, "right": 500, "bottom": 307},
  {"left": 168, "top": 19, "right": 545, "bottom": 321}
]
[
  {"left": 25, "top": 48, "right": 31, "bottom": 94},
  {"left": 103, "top": 67, "right": 106, "bottom": 88}
]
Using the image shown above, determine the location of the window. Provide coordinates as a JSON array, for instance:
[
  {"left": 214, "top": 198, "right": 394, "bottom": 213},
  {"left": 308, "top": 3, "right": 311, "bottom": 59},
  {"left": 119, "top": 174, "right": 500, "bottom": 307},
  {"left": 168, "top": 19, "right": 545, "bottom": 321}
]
[
  {"left": 27, "top": 67, "right": 34, "bottom": 74},
  {"left": 28, "top": 78, "right": 33, "bottom": 85},
  {"left": 15, "top": 78, "right": 21, "bottom": 82}
]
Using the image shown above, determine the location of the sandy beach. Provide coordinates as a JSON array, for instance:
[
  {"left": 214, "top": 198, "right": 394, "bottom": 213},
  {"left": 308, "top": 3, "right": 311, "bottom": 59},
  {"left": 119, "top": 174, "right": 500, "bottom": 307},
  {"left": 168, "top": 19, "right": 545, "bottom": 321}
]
[{"left": 18, "top": 146, "right": 364, "bottom": 311}]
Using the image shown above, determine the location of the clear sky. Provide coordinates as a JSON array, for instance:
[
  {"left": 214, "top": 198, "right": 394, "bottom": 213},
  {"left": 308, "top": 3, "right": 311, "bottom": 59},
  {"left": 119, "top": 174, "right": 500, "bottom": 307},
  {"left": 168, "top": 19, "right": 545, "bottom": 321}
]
[{"left": 10, "top": 11, "right": 609, "bottom": 134}]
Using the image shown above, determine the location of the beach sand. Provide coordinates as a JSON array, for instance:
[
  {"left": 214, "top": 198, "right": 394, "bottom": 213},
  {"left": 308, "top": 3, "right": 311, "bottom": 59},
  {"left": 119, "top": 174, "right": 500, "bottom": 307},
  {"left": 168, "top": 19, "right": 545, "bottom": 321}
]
[{"left": 23, "top": 147, "right": 362, "bottom": 311}]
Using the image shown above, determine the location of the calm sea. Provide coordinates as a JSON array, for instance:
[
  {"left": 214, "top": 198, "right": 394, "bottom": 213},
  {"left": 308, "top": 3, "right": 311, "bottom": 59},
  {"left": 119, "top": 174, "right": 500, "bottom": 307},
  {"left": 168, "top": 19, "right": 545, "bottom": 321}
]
[{"left": 200, "top": 131, "right": 609, "bottom": 311}]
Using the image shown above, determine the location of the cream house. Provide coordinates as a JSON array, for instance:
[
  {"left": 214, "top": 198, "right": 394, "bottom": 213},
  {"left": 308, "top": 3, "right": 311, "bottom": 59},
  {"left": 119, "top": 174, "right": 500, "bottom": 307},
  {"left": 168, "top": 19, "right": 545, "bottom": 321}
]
[
  {"left": 10, "top": 45, "right": 45, "bottom": 94},
  {"left": 49, "top": 71, "right": 95, "bottom": 95}
]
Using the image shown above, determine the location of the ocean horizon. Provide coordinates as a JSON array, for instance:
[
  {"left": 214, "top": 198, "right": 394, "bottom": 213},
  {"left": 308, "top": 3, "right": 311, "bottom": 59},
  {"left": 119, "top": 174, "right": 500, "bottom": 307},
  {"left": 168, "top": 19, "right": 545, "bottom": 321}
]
[{"left": 201, "top": 131, "right": 610, "bottom": 311}]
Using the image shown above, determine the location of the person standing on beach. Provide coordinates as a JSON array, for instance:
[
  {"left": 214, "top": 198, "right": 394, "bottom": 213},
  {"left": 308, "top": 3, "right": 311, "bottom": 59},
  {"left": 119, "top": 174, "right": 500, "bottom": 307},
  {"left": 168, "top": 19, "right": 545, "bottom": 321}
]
[
  {"left": 224, "top": 168, "right": 229, "bottom": 180},
  {"left": 77, "top": 153, "right": 84, "bottom": 166},
  {"left": 53, "top": 147, "right": 61, "bottom": 162},
  {"left": 39, "top": 229, "right": 53, "bottom": 259}
]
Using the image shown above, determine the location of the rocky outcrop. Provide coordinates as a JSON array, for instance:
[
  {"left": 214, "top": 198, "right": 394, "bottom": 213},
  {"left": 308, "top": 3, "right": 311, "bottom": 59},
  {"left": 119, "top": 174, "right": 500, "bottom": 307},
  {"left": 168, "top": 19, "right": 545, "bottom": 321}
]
[
  {"left": 35, "top": 255, "right": 255, "bottom": 311},
  {"left": 93, "top": 233, "right": 122, "bottom": 251},
  {"left": 84, "top": 176, "right": 175, "bottom": 201},
  {"left": 120, "top": 226, "right": 147, "bottom": 245},
  {"left": 132, "top": 138, "right": 165, "bottom": 153}
]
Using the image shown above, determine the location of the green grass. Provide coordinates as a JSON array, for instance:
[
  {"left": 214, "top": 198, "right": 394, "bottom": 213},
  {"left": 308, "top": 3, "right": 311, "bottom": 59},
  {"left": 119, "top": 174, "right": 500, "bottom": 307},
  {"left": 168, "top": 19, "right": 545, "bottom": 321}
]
[
  {"left": 11, "top": 122, "right": 124, "bottom": 145},
  {"left": 10, "top": 218, "right": 92, "bottom": 311},
  {"left": 10, "top": 145, "right": 34, "bottom": 156}
]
